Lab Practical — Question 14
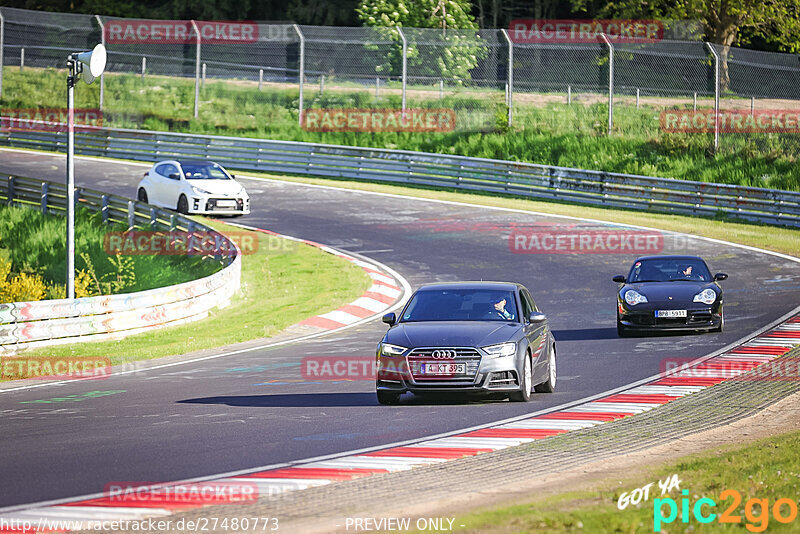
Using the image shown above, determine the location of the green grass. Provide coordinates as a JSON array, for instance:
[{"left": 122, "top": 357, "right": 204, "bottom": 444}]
[
  {"left": 16, "top": 219, "right": 372, "bottom": 365},
  {"left": 2, "top": 67, "right": 799, "bottom": 190},
  {"left": 442, "top": 429, "right": 800, "bottom": 533},
  {"left": 0, "top": 204, "right": 220, "bottom": 294}
]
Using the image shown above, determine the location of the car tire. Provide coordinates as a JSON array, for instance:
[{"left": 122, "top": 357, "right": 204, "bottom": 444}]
[
  {"left": 177, "top": 195, "right": 189, "bottom": 215},
  {"left": 534, "top": 344, "right": 556, "bottom": 393},
  {"left": 509, "top": 352, "right": 532, "bottom": 402},
  {"left": 137, "top": 188, "right": 148, "bottom": 203},
  {"left": 617, "top": 317, "right": 631, "bottom": 338},
  {"left": 712, "top": 311, "right": 724, "bottom": 333},
  {"left": 377, "top": 391, "right": 401, "bottom": 405}
]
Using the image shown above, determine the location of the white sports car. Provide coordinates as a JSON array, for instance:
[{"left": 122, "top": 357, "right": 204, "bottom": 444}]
[{"left": 137, "top": 159, "right": 250, "bottom": 216}]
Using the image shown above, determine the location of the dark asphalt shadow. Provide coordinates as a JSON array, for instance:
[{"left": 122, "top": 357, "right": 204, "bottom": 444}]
[
  {"left": 179, "top": 392, "right": 511, "bottom": 407},
  {"left": 552, "top": 327, "right": 705, "bottom": 341},
  {"left": 551, "top": 327, "right": 619, "bottom": 341},
  {"left": 178, "top": 392, "right": 376, "bottom": 408}
]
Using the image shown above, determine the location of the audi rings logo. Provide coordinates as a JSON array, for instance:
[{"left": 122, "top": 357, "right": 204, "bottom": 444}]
[{"left": 431, "top": 350, "right": 456, "bottom": 359}]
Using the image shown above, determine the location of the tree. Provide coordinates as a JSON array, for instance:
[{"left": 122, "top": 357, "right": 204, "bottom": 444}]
[
  {"left": 357, "top": 0, "right": 488, "bottom": 83},
  {"left": 572, "top": 0, "right": 800, "bottom": 90}
]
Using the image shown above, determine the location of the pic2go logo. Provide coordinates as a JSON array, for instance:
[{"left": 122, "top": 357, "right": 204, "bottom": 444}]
[{"left": 654, "top": 489, "right": 799, "bottom": 532}]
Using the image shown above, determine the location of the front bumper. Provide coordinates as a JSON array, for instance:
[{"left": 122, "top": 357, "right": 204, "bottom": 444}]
[
  {"left": 619, "top": 307, "right": 722, "bottom": 331},
  {"left": 376, "top": 348, "right": 521, "bottom": 394},
  {"left": 188, "top": 196, "right": 250, "bottom": 215}
]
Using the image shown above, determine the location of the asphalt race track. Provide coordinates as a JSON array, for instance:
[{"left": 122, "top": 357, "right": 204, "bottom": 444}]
[{"left": 1, "top": 150, "right": 799, "bottom": 508}]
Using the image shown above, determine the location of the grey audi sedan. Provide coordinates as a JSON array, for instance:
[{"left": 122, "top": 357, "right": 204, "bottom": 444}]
[{"left": 376, "top": 281, "right": 556, "bottom": 404}]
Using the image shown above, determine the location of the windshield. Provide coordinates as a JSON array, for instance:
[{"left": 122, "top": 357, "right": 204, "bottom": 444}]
[
  {"left": 629, "top": 258, "right": 712, "bottom": 283},
  {"left": 400, "top": 289, "right": 518, "bottom": 322},
  {"left": 181, "top": 163, "right": 231, "bottom": 180}
]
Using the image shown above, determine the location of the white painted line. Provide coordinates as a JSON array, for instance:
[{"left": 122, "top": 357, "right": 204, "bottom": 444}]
[
  {"left": 499, "top": 420, "right": 600, "bottom": 430},
  {"left": 570, "top": 402, "right": 662, "bottom": 413},
  {"left": 49, "top": 506, "right": 173, "bottom": 518},
  {"left": 368, "top": 272, "right": 396, "bottom": 285},
  {"left": 350, "top": 297, "right": 390, "bottom": 313},
  {"left": 714, "top": 355, "right": 777, "bottom": 362},
  {"left": 414, "top": 437, "right": 535, "bottom": 448},
  {"left": 774, "top": 324, "right": 800, "bottom": 331},
  {"left": 350, "top": 259, "right": 382, "bottom": 271},
  {"left": 318, "top": 309, "right": 363, "bottom": 325},
  {"left": 303, "top": 459, "right": 414, "bottom": 471},
  {"left": 368, "top": 284, "right": 402, "bottom": 298},
  {"left": 5, "top": 506, "right": 163, "bottom": 520},
  {"left": 758, "top": 336, "right": 800, "bottom": 347},
  {"left": 352, "top": 455, "right": 448, "bottom": 465},
  {"left": 225, "top": 478, "right": 330, "bottom": 491},
  {"left": 626, "top": 385, "right": 706, "bottom": 396}
]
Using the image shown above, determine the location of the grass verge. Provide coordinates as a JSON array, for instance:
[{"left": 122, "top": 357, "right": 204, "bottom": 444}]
[
  {"left": 2, "top": 68, "right": 798, "bottom": 190},
  {"left": 12, "top": 219, "right": 372, "bottom": 366},
  {"left": 240, "top": 172, "right": 800, "bottom": 258},
  {"left": 443, "top": 428, "right": 800, "bottom": 533},
  {"left": 0, "top": 203, "right": 221, "bottom": 297}
]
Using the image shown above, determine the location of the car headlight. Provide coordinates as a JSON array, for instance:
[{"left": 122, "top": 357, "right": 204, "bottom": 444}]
[
  {"left": 380, "top": 343, "right": 407, "bottom": 357},
  {"left": 624, "top": 290, "right": 648, "bottom": 305},
  {"left": 191, "top": 186, "right": 211, "bottom": 195},
  {"left": 693, "top": 288, "right": 717, "bottom": 305},
  {"left": 482, "top": 342, "right": 516, "bottom": 358}
]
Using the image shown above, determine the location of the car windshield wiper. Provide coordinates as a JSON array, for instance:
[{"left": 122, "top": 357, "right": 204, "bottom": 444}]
[
  {"left": 632, "top": 279, "right": 661, "bottom": 283},
  {"left": 668, "top": 278, "right": 695, "bottom": 282}
]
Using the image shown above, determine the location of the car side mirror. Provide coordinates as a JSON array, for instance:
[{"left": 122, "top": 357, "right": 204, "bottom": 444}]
[
  {"left": 169, "top": 173, "right": 181, "bottom": 180},
  {"left": 528, "top": 311, "right": 546, "bottom": 323},
  {"left": 714, "top": 273, "right": 728, "bottom": 281},
  {"left": 612, "top": 275, "right": 626, "bottom": 283},
  {"left": 382, "top": 312, "right": 396, "bottom": 326},
  {"left": 230, "top": 174, "right": 236, "bottom": 179}
]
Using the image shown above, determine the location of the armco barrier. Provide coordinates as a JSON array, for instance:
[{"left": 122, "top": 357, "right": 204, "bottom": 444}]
[
  {"left": 0, "top": 175, "right": 241, "bottom": 352},
  {"left": 2, "top": 121, "right": 799, "bottom": 227}
]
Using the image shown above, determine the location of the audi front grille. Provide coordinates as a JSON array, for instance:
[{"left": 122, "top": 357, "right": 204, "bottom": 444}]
[{"left": 406, "top": 347, "right": 482, "bottom": 382}]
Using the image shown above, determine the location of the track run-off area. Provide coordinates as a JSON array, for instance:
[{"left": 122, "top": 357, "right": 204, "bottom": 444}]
[{"left": 1, "top": 148, "right": 799, "bottom": 523}]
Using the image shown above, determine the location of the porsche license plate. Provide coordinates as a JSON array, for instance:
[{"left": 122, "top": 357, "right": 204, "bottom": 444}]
[
  {"left": 421, "top": 363, "right": 466, "bottom": 375},
  {"left": 656, "top": 309, "right": 687, "bottom": 318}
]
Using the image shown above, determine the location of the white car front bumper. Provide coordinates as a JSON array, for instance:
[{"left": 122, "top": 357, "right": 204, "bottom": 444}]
[{"left": 187, "top": 195, "right": 250, "bottom": 215}]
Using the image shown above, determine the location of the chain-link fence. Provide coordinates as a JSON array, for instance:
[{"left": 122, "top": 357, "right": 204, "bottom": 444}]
[{"left": 0, "top": 6, "right": 798, "bottom": 156}]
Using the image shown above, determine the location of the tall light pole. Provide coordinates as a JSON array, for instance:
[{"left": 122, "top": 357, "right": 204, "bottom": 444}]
[{"left": 66, "top": 44, "right": 106, "bottom": 299}]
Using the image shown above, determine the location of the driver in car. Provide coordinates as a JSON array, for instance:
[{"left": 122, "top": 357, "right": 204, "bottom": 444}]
[
  {"left": 678, "top": 264, "right": 703, "bottom": 281},
  {"left": 492, "top": 298, "right": 514, "bottom": 320}
]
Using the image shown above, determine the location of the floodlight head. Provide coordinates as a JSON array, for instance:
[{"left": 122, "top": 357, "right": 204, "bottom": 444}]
[{"left": 75, "top": 44, "right": 107, "bottom": 84}]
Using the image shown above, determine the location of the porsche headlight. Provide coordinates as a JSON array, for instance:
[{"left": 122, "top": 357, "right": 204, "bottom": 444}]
[
  {"left": 191, "top": 186, "right": 211, "bottom": 195},
  {"left": 624, "top": 290, "right": 648, "bottom": 305},
  {"left": 482, "top": 342, "right": 517, "bottom": 358},
  {"left": 693, "top": 288, "right": 717, "bottom": 305},
  {"left": 380, "top": 343, "right": 407, "bottom": 357}
]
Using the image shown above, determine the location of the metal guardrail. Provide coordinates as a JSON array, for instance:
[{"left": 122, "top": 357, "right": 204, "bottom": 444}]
[
  {"left": 1, "top": 122, "right": 799, "bottom": 227},
  {"left": 0, "top": 174, "right": 241, "bottom": 352}
]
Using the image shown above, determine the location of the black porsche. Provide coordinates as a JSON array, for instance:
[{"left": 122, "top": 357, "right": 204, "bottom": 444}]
[
  {"left": 375, "top": 281, "right": 556, "bottom": 405},
  {"left": 613, "top": 255, "right": 727, "bottom": 337}
]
